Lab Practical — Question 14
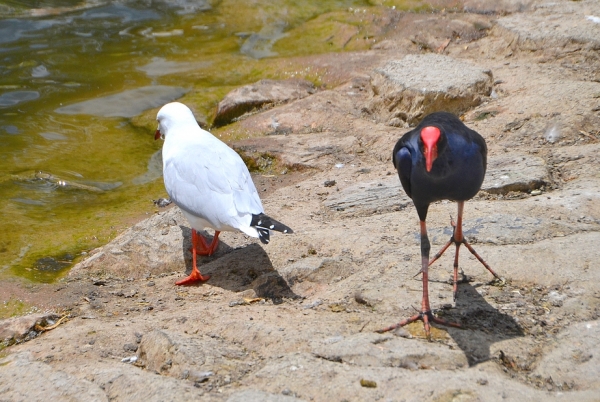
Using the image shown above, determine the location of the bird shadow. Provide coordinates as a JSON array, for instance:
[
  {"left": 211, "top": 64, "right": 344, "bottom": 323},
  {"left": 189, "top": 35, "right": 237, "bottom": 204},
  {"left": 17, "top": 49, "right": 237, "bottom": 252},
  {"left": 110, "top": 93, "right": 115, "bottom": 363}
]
[
  {"left": 179, "top": 226, "right": 298, "bottom": 303},
  {"left": 437, "top": 281, "right": 525, "bottom": 366}
]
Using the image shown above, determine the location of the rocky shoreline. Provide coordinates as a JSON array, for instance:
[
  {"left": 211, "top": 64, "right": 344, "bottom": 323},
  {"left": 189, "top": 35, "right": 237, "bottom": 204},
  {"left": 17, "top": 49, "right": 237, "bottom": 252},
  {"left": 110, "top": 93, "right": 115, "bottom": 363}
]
[{"left": 1, "top": 0, "right": 600, "bottom": 400}]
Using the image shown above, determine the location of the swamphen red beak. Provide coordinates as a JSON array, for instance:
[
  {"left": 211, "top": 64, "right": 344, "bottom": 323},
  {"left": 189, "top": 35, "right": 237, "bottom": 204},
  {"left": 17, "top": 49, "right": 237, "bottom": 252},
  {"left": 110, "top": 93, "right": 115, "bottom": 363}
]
[
  {"left": 420, "top": 126, "right": 440, "bottom": 172},
  {"left": 379, "top": 112, "right": 503, "bottom": 339}
]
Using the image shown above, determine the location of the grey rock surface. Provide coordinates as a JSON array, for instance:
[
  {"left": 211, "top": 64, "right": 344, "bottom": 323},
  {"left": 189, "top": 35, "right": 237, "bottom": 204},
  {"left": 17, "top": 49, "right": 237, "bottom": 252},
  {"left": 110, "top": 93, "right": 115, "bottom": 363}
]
[
  {"left": 532, "top": 320, "right": 600, "bottom": 390},
  {"left": 0, "top": 352, "right": 108, "bottom": 402},
  {"left": 90, "top": 364, "right": 211, "bottom": 401},
  {"left": 481, "top": 152, "right": 548, "bottom": 194},
  {"left": 227, "top": 390, "right": 306, "bottom": 402},
  {"left": 463, "top": 0, "right": 533, "bottom": 14},
  {"left": 324, "top": 177, "right": 410, "bottom": 216},
  {"left": 309, "top": 332, "right": 469, "bottom": 369},
  {"left": 136, "top": 328, "right": 253, "bottom": 386},
  {"left": 494, "top": 0, "right": 600, "bottom": 55}
]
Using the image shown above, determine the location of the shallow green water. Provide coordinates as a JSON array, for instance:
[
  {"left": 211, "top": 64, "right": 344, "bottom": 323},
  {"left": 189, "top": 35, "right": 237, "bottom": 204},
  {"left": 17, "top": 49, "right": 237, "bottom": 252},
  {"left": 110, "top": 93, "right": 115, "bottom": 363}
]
[{"left": 0, "top": 0, "right": 427, "bottom": 283}]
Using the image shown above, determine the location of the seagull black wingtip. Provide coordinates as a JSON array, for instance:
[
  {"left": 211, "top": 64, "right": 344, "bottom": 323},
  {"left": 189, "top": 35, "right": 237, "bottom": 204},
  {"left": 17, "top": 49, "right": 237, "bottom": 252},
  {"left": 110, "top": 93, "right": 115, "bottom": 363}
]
[{"left": 251, "top": 213, "right": 294, "bottom": 243}]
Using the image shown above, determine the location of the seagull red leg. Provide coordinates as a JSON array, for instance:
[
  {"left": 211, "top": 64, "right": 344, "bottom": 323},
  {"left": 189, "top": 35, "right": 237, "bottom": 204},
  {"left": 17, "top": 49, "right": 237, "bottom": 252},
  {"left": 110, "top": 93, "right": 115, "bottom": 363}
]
[
  {"left": 190, "top": 230, "right": 220, "bottom": 256},
  {"left": 206, "top": 231, "right": 220, "bottom": 256},
  {"left": 377, "top": 220, "right": 461, "bottom": 338},
  {"left": 175, "top": 229, "right": 214, "bottom": 285}
]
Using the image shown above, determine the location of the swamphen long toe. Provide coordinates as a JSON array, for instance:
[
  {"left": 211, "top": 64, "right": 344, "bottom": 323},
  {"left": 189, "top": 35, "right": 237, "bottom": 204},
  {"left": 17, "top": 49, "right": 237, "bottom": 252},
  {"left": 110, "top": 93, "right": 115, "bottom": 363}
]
[{"left": 378, "top": 111, "right": 502, "bottom": 338}]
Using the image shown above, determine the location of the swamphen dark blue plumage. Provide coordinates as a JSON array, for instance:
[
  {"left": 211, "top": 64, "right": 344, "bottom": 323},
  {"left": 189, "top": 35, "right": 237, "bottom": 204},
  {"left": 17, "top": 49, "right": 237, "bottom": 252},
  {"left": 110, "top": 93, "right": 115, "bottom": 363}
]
[{"left": 378, "top": 111, "right": 502, "bottom": 338}]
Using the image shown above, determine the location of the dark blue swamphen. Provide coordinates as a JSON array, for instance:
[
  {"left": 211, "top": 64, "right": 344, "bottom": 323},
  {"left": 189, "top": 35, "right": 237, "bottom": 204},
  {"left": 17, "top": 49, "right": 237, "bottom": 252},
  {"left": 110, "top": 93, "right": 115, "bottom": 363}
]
[{"left": 378, "top": 111, "right": 502, "bottom": 338}]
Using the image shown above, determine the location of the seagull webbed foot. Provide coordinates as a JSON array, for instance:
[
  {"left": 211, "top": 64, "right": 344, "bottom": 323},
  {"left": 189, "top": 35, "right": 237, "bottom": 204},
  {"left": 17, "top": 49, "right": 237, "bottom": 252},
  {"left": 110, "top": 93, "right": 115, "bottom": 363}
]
[{"left": 175, "top": 267, "right": 211, "bottom": 286}]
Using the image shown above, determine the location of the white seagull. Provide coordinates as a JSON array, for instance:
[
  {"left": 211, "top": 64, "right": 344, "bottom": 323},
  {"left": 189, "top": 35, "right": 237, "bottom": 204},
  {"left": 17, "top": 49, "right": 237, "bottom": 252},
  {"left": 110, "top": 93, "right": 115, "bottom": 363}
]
[{"left": 155, "top": 102, "right": 293, "bottom": 285}]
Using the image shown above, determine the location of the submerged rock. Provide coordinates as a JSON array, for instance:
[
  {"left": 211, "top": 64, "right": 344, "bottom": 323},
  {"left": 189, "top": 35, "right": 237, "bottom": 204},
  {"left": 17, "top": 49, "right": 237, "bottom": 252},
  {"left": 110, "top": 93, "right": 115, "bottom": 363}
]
[{"left": 55, "top": 85, "right": 187, "bottom": 118}]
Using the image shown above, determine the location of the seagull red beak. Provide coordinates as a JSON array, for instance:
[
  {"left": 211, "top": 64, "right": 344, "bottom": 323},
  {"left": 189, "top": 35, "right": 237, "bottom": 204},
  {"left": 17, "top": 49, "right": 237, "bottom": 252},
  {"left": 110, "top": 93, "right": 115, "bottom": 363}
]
[
  {"left": 154, "top": 129, "right": 162, "bottom": 140},
  {"left": 420, "top": 126, "right": 441, "bottom": 172}
]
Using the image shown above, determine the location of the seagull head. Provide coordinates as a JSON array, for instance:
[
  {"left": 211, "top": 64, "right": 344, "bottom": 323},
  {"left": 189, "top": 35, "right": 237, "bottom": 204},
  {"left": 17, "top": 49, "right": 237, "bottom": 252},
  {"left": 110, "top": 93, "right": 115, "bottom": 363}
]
[{"left": 155, "top": 102, "right": 198, "bottom": 140}]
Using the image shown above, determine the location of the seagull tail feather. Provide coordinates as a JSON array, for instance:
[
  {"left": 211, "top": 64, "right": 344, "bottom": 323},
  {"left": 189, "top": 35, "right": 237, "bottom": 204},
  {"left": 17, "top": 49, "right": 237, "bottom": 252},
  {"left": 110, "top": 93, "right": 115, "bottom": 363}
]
[{"left": 250, "top": 213, "right": 294, "bottom": 245}]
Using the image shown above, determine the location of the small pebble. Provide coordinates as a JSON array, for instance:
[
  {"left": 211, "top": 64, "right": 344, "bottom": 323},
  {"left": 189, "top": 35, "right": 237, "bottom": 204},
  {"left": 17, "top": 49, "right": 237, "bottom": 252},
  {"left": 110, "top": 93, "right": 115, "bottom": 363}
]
[
  {"left": 123, "top": 343, "right": 138, "bottom": 352},
  {"left": 153, "top": 198, "right": 172, "bottom": 208},
  {"left": 360, "top": 379, "right": 377, "bottom": 388}
]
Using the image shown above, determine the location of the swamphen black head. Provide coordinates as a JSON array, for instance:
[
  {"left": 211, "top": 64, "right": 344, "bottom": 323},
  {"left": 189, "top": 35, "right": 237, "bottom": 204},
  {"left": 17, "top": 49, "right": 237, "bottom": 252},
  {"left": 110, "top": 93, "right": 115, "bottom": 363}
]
[
  {"left": 378, "top": 111, "right": 502, "bottom": 339},
  {"left": 392, "top": 111, "right": 487, "bottom": 221}
]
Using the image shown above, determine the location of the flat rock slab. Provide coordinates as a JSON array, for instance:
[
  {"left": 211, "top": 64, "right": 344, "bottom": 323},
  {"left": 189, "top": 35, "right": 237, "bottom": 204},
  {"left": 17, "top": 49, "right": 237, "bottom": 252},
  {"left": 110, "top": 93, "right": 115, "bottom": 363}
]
[
  {"left": 227, "top": 390, "right": 306, "bottom": 402},
  {"left": 246, "top": 352, "right": 600, "bottom": 402},
  {"left": 482, "top": 152, "right": 548, "bottom": 194},
  {"left": 0, "top": 352, "right": 107, "bottom": 402},
  {"left": 426, "top": 212, "right": 596, "bottom": 246},
  {"left": 533, "top": 320, "right": 600, "bottom": 390},
  {"left": 494, "top": 0, "right": 600, "bottom": 55},
  {"left": 214, "top": 79, "right": 316, "bottom": 127},
  {"left": 310, "top": 332, "right": 469, "bottom": 369},
  {"left": 136, "top": 329, "right": 253, "bottom": 386},
  {"left": 463, "top": 0, "right": 533, "bottom": 14},
  {"left": 324, "top": 177, "right": 411, "bottom": 217},
  {"left": 89, "top": 363, "right": 211, "bottom": 401},
  {"left": 367, "top": 54, "right": 493, "bottom": 126}
]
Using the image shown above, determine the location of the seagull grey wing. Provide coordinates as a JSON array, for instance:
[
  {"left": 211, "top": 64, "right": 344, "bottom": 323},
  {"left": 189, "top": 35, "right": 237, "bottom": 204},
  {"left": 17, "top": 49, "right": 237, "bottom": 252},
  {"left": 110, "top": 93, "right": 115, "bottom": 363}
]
[
  {"left": 163, "top": 141, "right": 263, "bottom": 232},
  {"left": 162, "top": 146, "right": 235, "bottom": 227},
  {"left": 203, "top": 145, "right": 264, "bottom": 217}
]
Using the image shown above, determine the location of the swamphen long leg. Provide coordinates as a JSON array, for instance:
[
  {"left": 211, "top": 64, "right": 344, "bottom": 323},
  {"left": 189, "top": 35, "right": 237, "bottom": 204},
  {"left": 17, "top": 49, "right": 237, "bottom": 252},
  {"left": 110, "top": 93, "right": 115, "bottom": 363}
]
[
  {"left": 427, "top": 201, "right": 502, "bottom": 301},
  {"left": 377, "top": 220, "right": 461, "bottom": 339},
  {"left": 175, "top": 229, "right": 220, "bottom": 285}
]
